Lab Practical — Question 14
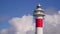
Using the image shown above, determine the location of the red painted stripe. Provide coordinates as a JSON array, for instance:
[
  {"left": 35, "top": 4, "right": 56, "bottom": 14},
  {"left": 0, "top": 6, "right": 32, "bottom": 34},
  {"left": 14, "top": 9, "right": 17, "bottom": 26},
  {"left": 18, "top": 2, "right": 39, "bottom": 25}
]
[{"left": 36, "top": 18, "right": 43, "bottom": 27}]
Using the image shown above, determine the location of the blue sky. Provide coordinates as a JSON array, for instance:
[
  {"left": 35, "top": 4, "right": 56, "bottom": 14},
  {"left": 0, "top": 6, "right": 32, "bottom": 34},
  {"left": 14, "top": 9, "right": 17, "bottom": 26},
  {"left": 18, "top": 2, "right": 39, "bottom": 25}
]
[{"left": 0, "top": 0, "right": 60, "bottom": 30}]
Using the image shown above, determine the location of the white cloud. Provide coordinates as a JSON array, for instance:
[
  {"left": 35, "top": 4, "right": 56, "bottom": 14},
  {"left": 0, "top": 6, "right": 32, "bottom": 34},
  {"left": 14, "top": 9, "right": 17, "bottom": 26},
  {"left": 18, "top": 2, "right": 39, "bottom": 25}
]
[
  {"left": 9, "top": 15, "right": 35, "bottom": 34},
  {"left": 58, "top": 11, "right": 60, "bottom": 14},
  {"left": 44, "top": 12, "right": 60, "bottom": 26},
  {"left": 44, "top": 10, "right": 60, "bottom": 34},
  {"left": 1, "top": 11, "right": 60, "bottom": 34},
  {"left": 0, "top": 29, "right": 8, "bottom": 34}
]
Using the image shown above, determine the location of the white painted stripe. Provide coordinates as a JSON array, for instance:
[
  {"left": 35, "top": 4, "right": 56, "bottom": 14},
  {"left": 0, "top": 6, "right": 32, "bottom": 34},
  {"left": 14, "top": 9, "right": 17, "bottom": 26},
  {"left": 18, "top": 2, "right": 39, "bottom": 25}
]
[
  {"left": 36, "top": 27, "right": 43, "bottom": 34},
  {"left": 36, "top": 17, "right": 43, "bottom": 19},
  {"left": 36, "top": 8, "right": 43, "bottom": 10}
]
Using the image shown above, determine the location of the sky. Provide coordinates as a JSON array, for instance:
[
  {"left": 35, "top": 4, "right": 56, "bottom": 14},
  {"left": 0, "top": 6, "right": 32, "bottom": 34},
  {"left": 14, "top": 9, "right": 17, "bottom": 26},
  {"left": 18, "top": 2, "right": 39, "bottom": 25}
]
[{"left": 0, "top": 0, "right": 60, "bottom": 34}]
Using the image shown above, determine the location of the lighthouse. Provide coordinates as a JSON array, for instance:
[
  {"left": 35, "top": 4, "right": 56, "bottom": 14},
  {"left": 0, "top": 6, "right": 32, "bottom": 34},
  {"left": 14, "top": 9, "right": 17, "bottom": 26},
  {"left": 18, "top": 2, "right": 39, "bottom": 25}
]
[{"left": 33, "top": 4, "right": 45, "bottom": 34}]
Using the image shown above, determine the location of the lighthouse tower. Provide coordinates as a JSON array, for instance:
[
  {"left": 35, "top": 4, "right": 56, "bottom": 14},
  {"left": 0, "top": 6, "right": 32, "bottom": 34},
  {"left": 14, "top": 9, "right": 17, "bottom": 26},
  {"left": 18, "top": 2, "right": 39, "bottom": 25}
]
[{"left": 33, "top": 4, "right": 45, "bottom": 34}]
